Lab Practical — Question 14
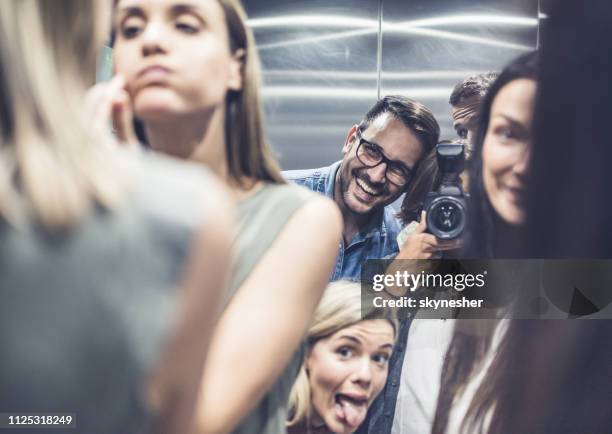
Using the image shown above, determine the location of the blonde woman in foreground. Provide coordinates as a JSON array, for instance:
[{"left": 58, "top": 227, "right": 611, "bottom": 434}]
[
  {"left": 0, "top": 1, "right": 232, "bottom": 434},
  {"left": 287, "top": 281, "right": 397, "bottom": 434}
]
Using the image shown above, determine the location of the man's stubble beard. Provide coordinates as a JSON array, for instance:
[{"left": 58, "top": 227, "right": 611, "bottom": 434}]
[{"left": 337, "top": 162, "right": 393, "bottom": 217}]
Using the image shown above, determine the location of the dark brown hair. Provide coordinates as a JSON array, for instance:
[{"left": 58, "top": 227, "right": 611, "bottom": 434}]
[
  {"left": 432, "top": 51, "right": 539, "bottom": 434},
  {"left": 359, "top": 95, "right": 440, "bottom": 161},
  {"left": 449, "top": 72, "right": 498, "bottom": 107},
  {"left": 522, "top": 0, "right": 612, "bottom": 257},
  {"left": 397, "top": 146, "right": 441, "bottom": 224},
  {"left": 217, "top": 0, "right": 284, "bottom": 185}
]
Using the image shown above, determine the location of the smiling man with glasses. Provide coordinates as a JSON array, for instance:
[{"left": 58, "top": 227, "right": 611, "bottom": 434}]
[
  {"left": 285, "top": 95, "right": 440, "bottom": 281},
  {"left": 355, "top": 129, "right": 413, "bottom": 187}
]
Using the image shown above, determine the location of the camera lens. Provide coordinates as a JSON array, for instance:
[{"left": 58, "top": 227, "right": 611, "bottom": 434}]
[{"left": 426, "top": 197, "right": 466, "bottom": 239}]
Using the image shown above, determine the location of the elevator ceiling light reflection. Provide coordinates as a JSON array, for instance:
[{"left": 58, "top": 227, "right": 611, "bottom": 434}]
[
  {"left": 252, "top": 14, "right": 536, "bottom": 51},
  {"left": 249, "top": 15, "right": 377, "bottom": 29},
  {"left": 262, "top": 86, "right": 451, "bottom": 99},
  {"left": 259, "top": 27, "right": 530, "bottom": 51},
  {"left": 407, "top": 15, "right": 537, "bottom": 28},
  {"left": 382, "top": 23, "right": 531, "bottom": 50},
  {"left": 264, "top": 70, "right": 481, "bottom": 80},
  {"left": 249, "top": 14, "right": 538, "bottom": 29}
]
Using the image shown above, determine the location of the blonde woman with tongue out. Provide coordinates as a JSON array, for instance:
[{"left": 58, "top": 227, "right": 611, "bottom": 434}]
[{"left": 287, "top": 281, "right": 397, "bottom": 434}]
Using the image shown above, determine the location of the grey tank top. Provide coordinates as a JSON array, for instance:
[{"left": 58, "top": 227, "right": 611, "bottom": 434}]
[
  {"left": 0, "top": 153, "right": 211, "bottom": 434},
  {"left": 228, "top": 183, "right": 315, "bottom": 434}
]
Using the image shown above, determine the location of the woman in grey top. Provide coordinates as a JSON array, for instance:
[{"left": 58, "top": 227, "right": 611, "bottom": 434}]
[
  {"left": 111, "top": 0, "right": 343, "bottom": 432},
  {"left": 0, "top": 1, "right": 232, "bottom": 433}
]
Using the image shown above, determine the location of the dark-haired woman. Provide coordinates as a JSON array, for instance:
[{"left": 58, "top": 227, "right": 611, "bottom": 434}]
[
  {"left": 435, "top": 0, "right": 612, "bottom": 432},
  {"left": 431, "top": 51, "right": 538, "bottom": 434}
]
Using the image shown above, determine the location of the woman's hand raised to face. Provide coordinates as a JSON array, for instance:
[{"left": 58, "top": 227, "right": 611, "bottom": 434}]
[
  {"left": 396, "top": 211, "right": 463, "bottom": 260},
  {"left": 84, "top": 74, "right": 138, "bottom": 146}
]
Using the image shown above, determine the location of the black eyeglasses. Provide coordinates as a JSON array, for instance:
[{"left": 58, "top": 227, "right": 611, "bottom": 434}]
[{"left": 355, "top": 129, "right": 413, "bottom": 187}]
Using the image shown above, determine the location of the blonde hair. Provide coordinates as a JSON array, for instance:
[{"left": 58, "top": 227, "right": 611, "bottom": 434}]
[
  {"left": 0, "top": 0, "right": 125, "bottom": 229},
  {"left": 217, "top": 0, "right": 284, "bottom": 185},
  {"left": 287, "top": 281, "right": 398, "bottom": 427}
]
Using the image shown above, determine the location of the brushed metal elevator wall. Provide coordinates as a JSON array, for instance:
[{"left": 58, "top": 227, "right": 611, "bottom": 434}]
[{"left": 243, "top": 0, "right": 539, "bottom": 170}]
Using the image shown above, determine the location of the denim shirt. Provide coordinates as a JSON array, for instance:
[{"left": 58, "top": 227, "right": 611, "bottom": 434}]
[{"left": 283, "top": 161, "right": 402, "bottom": 281}]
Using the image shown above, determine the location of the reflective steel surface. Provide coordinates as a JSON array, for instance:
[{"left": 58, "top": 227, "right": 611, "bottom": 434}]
[
  {"left": 244, "top": 0, "right": 538, "bottom": 170},
  {"left": 244, "top": 0, "right": 381, "bottom": 170},
  {"left": 380, "top": 0, "right": 538, "bottom": 141}
]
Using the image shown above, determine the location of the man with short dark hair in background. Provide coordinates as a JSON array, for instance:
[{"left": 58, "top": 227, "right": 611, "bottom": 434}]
[
  {"left": 285, "top": 95, "right": 440, "bottom": 281},
  {"left": 449, "top": 72, "right": 498, "bottom": 191},
  {"left": 449, "top": 72, "right": 498, "bottom": 148}
]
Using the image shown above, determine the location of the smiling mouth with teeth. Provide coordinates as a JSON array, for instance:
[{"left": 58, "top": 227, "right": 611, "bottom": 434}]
[
  {"left": 355, "top": 177, "right": 382, "bottom": 197},
  {"left": 334, "top": 393, "right": 369, "bottom": 429}
]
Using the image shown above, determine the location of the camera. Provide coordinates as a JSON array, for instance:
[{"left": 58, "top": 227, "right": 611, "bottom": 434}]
[{"left": 423, "top": 142, "right": 468, "bottom": 240}]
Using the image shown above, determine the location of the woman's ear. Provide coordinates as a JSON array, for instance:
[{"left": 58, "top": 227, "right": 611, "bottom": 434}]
[{"left": 227, "top": 48, "right": 245, "bottom": 91}]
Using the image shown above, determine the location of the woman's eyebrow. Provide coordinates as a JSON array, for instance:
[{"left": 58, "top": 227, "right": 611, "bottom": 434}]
[
  {"left": 378, "top": 343, "right": 394, "bottom": 350},
  {"left": 494, "top": 114, "right": 525, "bottom": 127},
  {"left": 336, "top": 335, "right": 361, "bottom": 344},
  {"left": 171, "top": 3, "right": 204, "bottom": 14},
  {"left": 115, "top": 0, "right": 142, "bottom": 14},
  {"left": 116, "top": 3, "right": 204, "bottom": 17},
  {"left": 115, "top": 5, "right": 144, "bottom": 20},
  {"left": 493, "top": 113, "right": 530, "bottom": 132}
]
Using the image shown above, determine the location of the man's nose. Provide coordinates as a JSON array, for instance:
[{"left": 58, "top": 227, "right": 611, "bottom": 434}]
[{"left": 365, "top": 162, "right": 387, "bottom": 184}]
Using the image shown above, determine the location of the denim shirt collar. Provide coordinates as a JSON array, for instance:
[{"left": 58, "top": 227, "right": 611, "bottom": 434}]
[
  {"left": 322, "top": 161, "right": 341, "bottom": 198},
  {"left": 325, "top": 161, "right": 390, "bottom": 245}
]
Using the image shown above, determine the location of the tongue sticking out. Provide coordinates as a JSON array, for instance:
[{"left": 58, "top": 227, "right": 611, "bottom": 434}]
[{"left": 335, "top": 395, "right": 368, "bottom": 429}]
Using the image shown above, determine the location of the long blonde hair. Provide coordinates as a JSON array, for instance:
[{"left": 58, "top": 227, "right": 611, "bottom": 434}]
[
  {"left": 0, "top": 0, "right": 124, "bottom": 229},
  {"left": 287, "top": 281, "right": 398, "bottom": 427}
]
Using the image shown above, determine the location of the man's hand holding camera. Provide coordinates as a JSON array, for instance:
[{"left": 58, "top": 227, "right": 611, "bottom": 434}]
[{"left": 396, "top": 211, "right": 463, "bottom": 260}]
